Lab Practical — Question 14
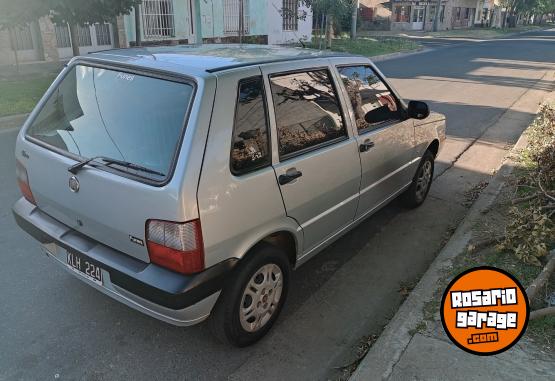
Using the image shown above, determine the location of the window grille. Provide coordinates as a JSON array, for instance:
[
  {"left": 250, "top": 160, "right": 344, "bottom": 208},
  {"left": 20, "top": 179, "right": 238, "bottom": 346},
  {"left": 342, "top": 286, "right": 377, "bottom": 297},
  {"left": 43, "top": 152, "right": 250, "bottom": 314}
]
[
  {"left": 223, "top": 0, "right": 250, "bottom": 35},
  {"left": 282, "top": 0, "right": 298, "bottom": 31},
  {"left": 142, "top": 0, "right": 176, "bottom": 39},
  {"left": 95, "top": 23, "right": 112, "bottom": 46},
  {"left": 77, "top": 25, "right": 92, "bottom": 46}
]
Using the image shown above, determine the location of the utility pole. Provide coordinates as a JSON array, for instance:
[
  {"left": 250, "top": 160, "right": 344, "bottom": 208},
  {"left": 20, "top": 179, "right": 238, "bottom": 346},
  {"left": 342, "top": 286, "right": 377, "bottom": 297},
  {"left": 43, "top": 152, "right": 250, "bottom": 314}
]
[
  {"left": 134, "top": 4, "right": 142, "bottom": 46},
  {"left": 350, "top": 0, "right": 359, "bottom": 40}
]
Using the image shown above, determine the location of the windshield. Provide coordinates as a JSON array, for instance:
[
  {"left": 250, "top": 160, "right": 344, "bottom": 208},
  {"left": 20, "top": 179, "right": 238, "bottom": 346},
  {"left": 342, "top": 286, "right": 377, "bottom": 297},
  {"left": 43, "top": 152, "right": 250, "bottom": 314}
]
[{"left": 26, "top": 64, "right": 194, "bottom": 180}]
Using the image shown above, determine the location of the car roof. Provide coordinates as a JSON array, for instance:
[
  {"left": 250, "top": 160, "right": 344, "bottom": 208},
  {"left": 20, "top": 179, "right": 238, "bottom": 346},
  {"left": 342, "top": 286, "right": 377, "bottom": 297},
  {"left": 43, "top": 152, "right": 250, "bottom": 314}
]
[{"left": 87, "top": 44, "right": 357, "bottom": 76}]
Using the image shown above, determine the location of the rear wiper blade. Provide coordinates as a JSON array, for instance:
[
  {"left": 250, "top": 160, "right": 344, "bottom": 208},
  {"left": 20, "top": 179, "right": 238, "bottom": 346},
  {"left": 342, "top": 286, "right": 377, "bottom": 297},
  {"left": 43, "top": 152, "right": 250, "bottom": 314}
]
[
  {"left": 68, "top": 156, "right": 108, "bottom": 174},
  {"left": 68, "top": 156, "right": 165, "bottom": 177},
  {"left": 104, "top": 158, "right": 166, "bottom": 177}
]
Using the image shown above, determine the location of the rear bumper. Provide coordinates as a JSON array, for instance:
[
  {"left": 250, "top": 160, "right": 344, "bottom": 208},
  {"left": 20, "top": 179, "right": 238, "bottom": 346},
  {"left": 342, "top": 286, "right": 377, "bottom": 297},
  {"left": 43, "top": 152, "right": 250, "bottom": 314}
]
[{"left": 12, "top": 197, "right": 237, "bottom": 326}]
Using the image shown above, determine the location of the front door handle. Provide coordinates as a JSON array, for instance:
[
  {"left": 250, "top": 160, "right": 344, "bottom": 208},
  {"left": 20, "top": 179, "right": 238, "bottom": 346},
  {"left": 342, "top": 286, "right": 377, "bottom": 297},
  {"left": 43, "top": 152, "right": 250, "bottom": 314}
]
[
  {"left": 359, "top": 140, "right": 375, "bottom": 152},
  {"left": 279, "top": 168, "right": 303, "bottom": 185}
]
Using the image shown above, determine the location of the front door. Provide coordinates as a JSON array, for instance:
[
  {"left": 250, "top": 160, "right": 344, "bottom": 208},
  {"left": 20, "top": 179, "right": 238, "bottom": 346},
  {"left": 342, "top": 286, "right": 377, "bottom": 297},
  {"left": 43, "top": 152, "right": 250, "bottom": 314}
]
[
  {"left": 265, "top": 66, "right": 362, "bottom": 254},
  {"left": 336, "top": 64, "right": 417, "bottom": 219},
  {"left": 412, "top": 6, "right": 425, "bottom": 30}
]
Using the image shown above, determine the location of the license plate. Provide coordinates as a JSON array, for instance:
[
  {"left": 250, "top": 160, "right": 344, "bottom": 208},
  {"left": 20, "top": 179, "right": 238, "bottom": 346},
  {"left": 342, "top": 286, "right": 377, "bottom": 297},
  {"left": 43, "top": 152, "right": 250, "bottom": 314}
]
[{"left": 66, "top": 251, "right": 103, "bottom": 285}]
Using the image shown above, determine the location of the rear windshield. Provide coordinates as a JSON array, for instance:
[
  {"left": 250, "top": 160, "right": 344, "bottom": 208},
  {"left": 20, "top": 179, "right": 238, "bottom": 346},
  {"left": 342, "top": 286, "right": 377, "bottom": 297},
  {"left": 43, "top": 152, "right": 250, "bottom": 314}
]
[{"left": 26, "top": 64, "right": 194, "bottom": 181}]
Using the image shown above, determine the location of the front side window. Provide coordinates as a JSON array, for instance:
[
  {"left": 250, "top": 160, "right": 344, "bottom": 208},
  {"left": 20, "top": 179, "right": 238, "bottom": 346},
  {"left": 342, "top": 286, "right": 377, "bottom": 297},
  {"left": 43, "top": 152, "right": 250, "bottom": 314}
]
[
  {"left": 270, "top": 69, "right": 347, "bottom": 158},
  {"left": 26, "top": 65, "right": 194, "bottom": 180},
  {"left": 338, "top": 65, "right": 401, "bottom": 132},
  {"left": 231, "top": 77, "right": 270, "bottom": 174}
]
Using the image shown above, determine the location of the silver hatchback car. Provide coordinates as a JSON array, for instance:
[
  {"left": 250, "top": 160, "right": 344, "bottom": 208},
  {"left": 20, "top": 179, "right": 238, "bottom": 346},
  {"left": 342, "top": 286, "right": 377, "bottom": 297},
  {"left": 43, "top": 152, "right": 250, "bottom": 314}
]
[{"left": 13, "top": 45, "right": 445, "bottom": 347}]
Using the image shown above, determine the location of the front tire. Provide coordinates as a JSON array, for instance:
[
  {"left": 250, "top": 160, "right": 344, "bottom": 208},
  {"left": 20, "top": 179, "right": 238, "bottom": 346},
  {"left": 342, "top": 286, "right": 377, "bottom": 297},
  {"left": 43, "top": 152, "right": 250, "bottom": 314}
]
[
  {"left": 401, "top": 150, "right": 435, "bottom": 208},
  {"left": 210, "top": 243, "right": 290, "bottom": 347}
]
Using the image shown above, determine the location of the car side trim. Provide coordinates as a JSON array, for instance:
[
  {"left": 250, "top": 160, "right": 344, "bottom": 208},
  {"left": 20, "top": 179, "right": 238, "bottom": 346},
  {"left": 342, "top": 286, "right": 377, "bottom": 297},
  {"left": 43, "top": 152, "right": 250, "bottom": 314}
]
[{"left": 360, "top": 157, "right": 421, "bottom": 196}]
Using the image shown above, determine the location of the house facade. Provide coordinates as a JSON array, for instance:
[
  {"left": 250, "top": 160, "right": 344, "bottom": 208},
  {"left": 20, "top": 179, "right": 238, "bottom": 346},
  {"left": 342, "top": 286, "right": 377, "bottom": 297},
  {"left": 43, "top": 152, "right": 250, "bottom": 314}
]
[
  {"left": 0, "top": 1, "right": 312, "bottom": 66},
  {"left": 360, "top": 0, "right": 482, "bottom": 32},
  {"left": 120, "top": 0, "right": 312, "bottom": 46}
]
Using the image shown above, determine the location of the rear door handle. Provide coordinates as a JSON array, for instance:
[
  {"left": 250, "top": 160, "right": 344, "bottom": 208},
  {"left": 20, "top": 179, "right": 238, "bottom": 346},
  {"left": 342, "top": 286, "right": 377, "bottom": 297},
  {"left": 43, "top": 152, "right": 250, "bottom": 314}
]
[
  {"left": 359, "top": 140, "right": 375, "bottom": 152},
  {"left": 279, "top": 168, "right": 303, "bottom": 185}
]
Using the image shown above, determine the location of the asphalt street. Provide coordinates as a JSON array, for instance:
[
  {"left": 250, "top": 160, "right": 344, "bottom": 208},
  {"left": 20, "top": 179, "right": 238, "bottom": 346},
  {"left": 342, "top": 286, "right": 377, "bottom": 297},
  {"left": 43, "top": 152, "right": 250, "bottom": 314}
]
[{"left": 1, "top": 29, "right": 554, "bottom": 381}]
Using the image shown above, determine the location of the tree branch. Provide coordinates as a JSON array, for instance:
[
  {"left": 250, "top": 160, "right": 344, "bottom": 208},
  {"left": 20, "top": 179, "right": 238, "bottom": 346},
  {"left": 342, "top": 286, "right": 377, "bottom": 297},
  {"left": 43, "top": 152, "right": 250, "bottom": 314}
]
[
  {"left": 530, "top": 306, "right": 555, "bottom": 320},
  {"left": 525, "top": 251, "right": 555, "bottom": 303}
]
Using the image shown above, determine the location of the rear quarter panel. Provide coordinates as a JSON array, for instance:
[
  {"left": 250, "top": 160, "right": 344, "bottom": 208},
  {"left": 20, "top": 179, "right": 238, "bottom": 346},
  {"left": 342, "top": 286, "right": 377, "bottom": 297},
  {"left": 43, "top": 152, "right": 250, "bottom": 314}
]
[{"left": 197, "top": 67, "right": 302, "bottom": 268}]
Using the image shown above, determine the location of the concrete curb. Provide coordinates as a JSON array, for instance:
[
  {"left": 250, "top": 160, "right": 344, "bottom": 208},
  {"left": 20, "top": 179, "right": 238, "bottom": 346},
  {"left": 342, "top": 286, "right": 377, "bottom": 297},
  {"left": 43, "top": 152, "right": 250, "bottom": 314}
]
[
  {"left": 370, "top": 47, "right": 431, "bottom": 62},
  {"left": 350, "top": 104, "right": 537, "bottom": 380},
  {"left": 369, "top": 26, "right": 552, "bottom": 63}
]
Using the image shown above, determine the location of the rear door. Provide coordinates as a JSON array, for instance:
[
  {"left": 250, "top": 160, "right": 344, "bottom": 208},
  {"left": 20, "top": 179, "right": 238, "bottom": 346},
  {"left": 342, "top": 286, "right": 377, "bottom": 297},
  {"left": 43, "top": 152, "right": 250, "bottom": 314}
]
[
  {"left": 262, "top": 62, "right": 361, "bottom": 254},
  {"left": 334, "top": 62, "right": 417, "bottom": 219}
]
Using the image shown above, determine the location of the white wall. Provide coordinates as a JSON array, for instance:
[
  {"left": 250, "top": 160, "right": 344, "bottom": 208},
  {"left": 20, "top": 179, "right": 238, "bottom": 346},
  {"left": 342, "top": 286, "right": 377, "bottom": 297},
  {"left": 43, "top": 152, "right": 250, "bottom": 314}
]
[{"left": 267, "top": 0, "right": 312, "bottom": 45}]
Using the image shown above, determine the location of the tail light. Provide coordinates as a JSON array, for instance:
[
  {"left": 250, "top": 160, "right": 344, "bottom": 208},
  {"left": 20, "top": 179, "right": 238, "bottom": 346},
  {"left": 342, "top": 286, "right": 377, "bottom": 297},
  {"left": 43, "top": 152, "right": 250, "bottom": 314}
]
[
  {"left": 16, "top": 159, "right": 36, "bottom": 205},
  {"left": 146, "top": 219, "right": 205, "bottom": 275}
]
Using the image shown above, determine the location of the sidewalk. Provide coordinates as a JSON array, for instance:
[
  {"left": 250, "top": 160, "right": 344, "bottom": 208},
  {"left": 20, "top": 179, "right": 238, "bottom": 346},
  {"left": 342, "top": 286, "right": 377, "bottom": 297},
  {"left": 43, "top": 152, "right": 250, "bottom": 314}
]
[
  {"left": 351, "top": 92, "right": 555, "bottom": 380},
  {"left": 0, "top": 113, "right": 28, "bottom": 130}
]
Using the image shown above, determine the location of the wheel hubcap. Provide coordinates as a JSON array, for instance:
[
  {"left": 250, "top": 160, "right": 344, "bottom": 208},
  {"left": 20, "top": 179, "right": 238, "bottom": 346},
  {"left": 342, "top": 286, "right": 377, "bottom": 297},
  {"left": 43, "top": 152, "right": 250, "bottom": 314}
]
[
  {"left": 415, "top": 160, "right": 432, "bottom": 201},
  {"left": 240, "top": 264, "right": 283, "bottom": 332}
]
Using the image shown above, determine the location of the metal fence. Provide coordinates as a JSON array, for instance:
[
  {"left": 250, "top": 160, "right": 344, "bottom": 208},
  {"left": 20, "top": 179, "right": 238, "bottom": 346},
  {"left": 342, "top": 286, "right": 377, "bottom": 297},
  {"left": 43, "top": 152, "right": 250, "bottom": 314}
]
[
  {"left": 54, "top": 24, "right": 72, "bottom": 48},
  {"left": 12, "top": 25, "right": 34, "bottom": 51},
  {"left": 95, "top": 23, "right": 112, "bottom": 46}
]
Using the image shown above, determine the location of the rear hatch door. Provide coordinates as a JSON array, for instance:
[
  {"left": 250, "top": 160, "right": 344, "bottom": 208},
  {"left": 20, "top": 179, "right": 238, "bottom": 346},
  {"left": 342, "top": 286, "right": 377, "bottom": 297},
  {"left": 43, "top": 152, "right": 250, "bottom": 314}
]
[{"left": 20, "top": 63, "right": 196, "bottom": 262}]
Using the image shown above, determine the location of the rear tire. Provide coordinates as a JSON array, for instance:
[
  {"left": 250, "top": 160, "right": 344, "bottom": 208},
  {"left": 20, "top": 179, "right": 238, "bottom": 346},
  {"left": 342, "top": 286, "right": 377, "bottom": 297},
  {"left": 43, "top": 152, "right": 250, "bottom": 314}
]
[
  {"left": 209, "top": 243, "right": 290, "bottom": 347},
  {"left": 401, "top": 150, "right": 435, "bottom": 209}
]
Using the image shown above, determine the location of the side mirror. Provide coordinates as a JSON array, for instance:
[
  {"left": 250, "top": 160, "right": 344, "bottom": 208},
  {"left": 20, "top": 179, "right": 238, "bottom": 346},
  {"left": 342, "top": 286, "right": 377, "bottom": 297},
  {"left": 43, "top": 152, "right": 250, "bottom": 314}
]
[
  {"left": 364, "top": 105, "right": 394, "bottom": 124},
  {"left": 407, "top": 100, "right": 430, "bottom": 120}
]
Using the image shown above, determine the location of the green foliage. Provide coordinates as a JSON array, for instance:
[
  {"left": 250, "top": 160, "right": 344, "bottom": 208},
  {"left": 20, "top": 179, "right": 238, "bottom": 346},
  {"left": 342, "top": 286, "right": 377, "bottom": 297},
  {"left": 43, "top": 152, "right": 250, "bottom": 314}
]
[
  {"left": 498, "top": 102, "right": 555, "bottom": 266},
  {"left": 302, "top": 0, "right": 355, "bottom": 33},
  {"left": 0, "top": 0, "right": 50, "bottom": 29},
  {"left": 498, "top": 207, "right": 553, "bottom": 266},
  {"left": 48, "top": 0, "right": 141, "bottom": 25},
  {"left": 0, "top": 0, "right": 141, "bottom": 29}
]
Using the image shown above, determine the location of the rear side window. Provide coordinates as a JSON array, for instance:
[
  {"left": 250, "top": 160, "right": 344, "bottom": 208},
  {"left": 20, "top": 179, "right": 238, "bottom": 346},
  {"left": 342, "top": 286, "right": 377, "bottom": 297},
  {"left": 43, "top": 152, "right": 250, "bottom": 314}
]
[
  {"left": 26, "top": 65, "right": 194, "bottom": 180},
  {"left": 269, "top": 69, "right": 347, "bottom": 159},
  {"left": 230, "top": 77, "right": 270, "bottom": 174}
]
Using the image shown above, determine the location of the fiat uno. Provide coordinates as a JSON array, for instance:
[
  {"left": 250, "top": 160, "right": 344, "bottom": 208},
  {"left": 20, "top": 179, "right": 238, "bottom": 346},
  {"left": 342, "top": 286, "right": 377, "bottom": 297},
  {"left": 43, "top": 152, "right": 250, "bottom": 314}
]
[{"left": 13, "top": 45, "right": 445, "bottom": 347}]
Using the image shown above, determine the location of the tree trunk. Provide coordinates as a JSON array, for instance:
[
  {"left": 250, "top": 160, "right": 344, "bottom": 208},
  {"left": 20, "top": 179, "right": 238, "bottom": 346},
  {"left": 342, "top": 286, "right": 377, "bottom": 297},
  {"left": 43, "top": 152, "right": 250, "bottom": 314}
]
[
  {"left": 69, "top": 23, "right": 80, "bottom": 57},
  {"left": 350, "top": 0, "right": 358, "bottom": 40},
  {"left": 112, "top": 17, "right": 120, "bottom": 48},
  {"left": 8, "top": 27, "right": 20, "bottom": 74},
  {"left": 326, "top": 14, "right": 333, "bottom": 49},
  {"left": 134, "top": 4, "right": 142, "bottom": 46}
]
